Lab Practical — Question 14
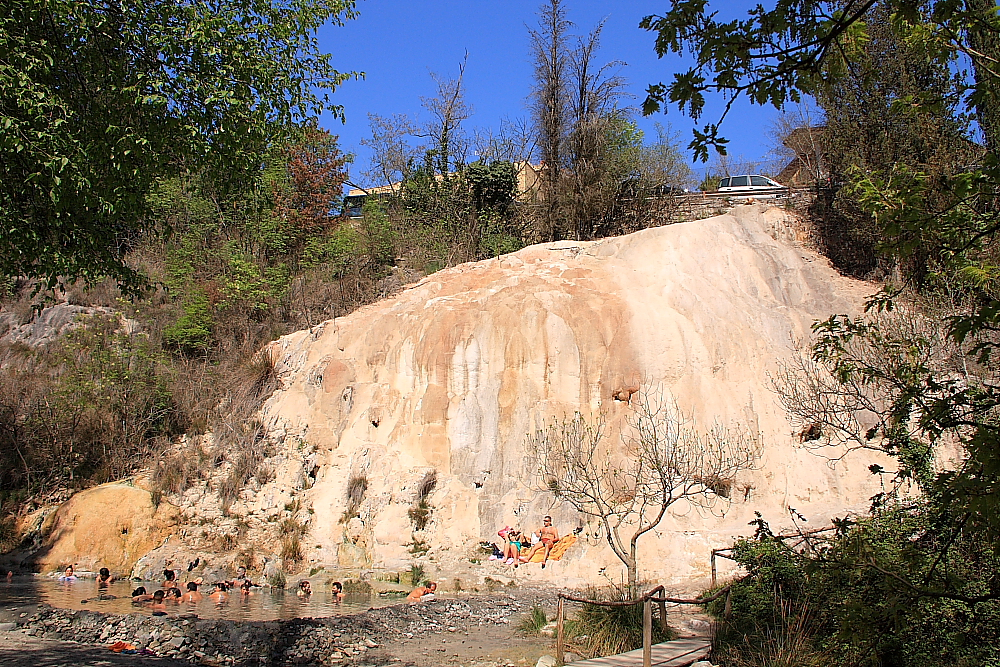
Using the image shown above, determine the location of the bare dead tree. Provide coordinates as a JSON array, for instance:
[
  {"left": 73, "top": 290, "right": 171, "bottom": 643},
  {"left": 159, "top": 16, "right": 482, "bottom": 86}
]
[
  {"left": 771, "top": 303, "right": 981, "bottom": 477},
  {"left": 529, "top": 388, "right": 761, "bottom": 588},
  {"left": 564, "top": 21, "right": 630, "bottom": 240},
  {"left": 420, "top": 53, "right": 472, "bottom": 179},
  {"left": 766, "top": 102, "right": 827, "bottom": 185},
  {"left": 472, "top": 117, "right": 536, "bottom": 166},
  {"left": 528, "top": 0, "right": 571, "bottom": 241},
  {"left": 360, "top": 113, "right": 418, "bottom": 190}
]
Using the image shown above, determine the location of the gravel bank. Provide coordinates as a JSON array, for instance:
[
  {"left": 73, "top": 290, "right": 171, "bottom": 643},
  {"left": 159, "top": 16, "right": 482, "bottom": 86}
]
[{"left": 1, "top": 591, "right": 560, "bottom": 666}]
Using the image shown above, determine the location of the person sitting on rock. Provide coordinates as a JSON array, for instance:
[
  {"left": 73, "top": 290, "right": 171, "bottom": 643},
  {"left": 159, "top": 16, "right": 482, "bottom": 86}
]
[
  {"left": 209, "top": 582, "right": 229, "bottom": 603},
  {"left": 406, "top": 581, "right": 436, "bottom": 601},
  {"left": 131, "top": 586, "right": 152, "bottom": 603},
  {"left": 97, "top": 568, "right": 114, "bottom": 587},
  {"left": 297, "top": 580, "right": 312, "bottom": 597},
  {"left": 499, "top": 527, "right": 524, "bottom": 565},
  {"left": 331, "top": 581, "right": 344, "bottom": 602},
  {"left": 180, "top": 581, "right": 203, "bottom": 603},
  {"left": 162, "top": 569, "right": 177, "bottom": 588},
  {"left": 518, "top": 516, "right": 560, "bottom": 568}
]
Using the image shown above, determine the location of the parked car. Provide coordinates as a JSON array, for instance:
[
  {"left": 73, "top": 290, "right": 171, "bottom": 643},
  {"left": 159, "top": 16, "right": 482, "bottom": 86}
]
[{"left": 717, "top": 175, "right": 787, "bottom": 198}]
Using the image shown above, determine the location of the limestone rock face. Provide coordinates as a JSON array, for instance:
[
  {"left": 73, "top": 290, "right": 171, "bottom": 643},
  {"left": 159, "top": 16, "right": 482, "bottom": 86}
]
[
  {"left": 31, "top": 483, "right": 178, "bottom": 574},
  {"left": 260, "top": 206, "right": 883, "bottom": 586}
]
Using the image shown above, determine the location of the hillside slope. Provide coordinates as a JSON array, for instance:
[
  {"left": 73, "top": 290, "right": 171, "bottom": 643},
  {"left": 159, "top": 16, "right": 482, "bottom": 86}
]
[
  {"left": 254, "top": 204, "right": 880, "bottom": 586},
  {"left": 29, "top": 204, "right": 884, "bottom": 588}
]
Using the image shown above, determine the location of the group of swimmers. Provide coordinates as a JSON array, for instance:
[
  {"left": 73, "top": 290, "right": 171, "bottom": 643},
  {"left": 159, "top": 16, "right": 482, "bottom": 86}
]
[
  {"left": 129, "top": 568, "right": 228, "bottom": 610},
  {"left": 295, "top": 579, "right": 345, "bottom": 601},
  {"left": 53, "top": 563, "right": 349, "bottom": 611},
  {"left": 495, "top": 516, "right": 561, "bottom": 568}
]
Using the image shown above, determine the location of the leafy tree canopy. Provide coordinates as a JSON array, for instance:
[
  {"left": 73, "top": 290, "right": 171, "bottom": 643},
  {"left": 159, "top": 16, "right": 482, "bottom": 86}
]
[
  {"left": 0, "top": 0, "right": 358, "bottom": 293},
  {"left": 640, "top": 0, "right": 1000, "bottom": 160}
]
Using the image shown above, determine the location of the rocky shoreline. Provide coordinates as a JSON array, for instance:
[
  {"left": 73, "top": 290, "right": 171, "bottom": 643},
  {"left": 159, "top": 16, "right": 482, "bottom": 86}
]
[{"left": 2, "top": 592, "right": 558, "bottom": 666}]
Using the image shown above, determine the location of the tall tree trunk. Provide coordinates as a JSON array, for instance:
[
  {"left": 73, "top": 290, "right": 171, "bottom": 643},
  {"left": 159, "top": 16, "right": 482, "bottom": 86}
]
[
  {"left": 530, "top": 0, "right": 570, "bottom": 241},
  {"left": 966, "top": 0, "right": 1000, "bottom": 151}
]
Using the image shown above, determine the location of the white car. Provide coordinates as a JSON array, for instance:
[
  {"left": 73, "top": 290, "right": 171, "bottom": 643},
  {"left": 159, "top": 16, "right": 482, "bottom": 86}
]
[{"left": 717, "top": 175, "right": 787, "bottom": 198}]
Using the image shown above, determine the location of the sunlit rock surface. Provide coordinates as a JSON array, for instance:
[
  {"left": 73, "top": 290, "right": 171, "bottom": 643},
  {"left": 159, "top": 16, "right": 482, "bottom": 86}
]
[{"left": 254, "top": 205, "right": 883, "bottom": 586}]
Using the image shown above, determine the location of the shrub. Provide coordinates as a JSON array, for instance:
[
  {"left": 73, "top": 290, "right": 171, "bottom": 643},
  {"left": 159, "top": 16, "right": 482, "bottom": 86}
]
[
  {"left": 267, "top": 570, "right": 287, "bottom": 589},
  {"left": 517, "top": 605, "right": 548, "bottom": 635},
  {"left": 409, "top": 564, "right": 426, "bottom": 587},
  {"left": 256, "top": 463, "right": 275, "bottom": 485},
  {"left": 281, "top": 533, "right": 303, "bottom": 566},
  {"left": 572, "top": 586, "right": 675, "bottom": 659},
  {"left": 341, "top": 474, "right": 368, "bottom": 522},
  {"left": 0, "top": 514, "right": 19, "bottom": 553},
  {"left": 408, "top": 470, "right": 437, "bottom": 530},
  {"left": 163, "top": 290, "right": 213, "bottom": 354},
  {"left": 708, "top": 507, "right": 1000, "bottom": 667}
]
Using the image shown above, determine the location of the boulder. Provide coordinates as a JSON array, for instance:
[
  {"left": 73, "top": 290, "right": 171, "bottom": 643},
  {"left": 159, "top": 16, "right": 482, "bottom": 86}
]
[{"left": 30, "top": 483, "right": 178, "bottom": 575}]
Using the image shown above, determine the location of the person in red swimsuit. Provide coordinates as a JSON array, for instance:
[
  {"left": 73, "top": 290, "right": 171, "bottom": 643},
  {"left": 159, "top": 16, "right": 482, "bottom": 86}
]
[{"left": 519, "top": 516, "right": 559, "bottom": 568}]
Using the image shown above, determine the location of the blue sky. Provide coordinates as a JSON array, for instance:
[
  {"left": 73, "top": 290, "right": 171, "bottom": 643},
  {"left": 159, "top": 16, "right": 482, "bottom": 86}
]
[{"left": 318, "top": 1, "right": 785, "bottom": 184}]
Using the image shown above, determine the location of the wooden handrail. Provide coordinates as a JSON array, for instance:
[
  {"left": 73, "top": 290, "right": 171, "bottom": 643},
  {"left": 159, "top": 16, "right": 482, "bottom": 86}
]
[
  {"left": 557, "top": 584, "right": 731, "bottom": 607},
  {"left": 554, "top": 584, "right": 731, "bottom": 666}
]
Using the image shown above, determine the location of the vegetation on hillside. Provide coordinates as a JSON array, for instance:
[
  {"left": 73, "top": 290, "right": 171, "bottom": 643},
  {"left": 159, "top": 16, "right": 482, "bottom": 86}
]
[
  {"left": 642, "top": 0, "right": 1000, "bottom": 663},
  {"left": 0, "top": 0, "right": 696, "bottom": 554}
]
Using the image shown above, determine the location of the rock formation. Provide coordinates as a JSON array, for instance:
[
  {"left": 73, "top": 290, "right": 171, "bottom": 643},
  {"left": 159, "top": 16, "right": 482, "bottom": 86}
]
[{"left": 33, "top": 205, "right": 886, "bottom": 588}]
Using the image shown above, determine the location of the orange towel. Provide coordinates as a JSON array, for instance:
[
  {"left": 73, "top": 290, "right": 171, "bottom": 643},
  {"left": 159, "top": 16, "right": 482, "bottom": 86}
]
[
  {"left": 109, "top": 641, "right": 136, "bottom": 653},
  {"left": 521, "top": 535, "right": 578, "bottom": 563}
]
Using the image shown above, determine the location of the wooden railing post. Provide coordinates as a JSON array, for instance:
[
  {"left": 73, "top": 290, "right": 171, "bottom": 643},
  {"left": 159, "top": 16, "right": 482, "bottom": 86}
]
[
  {"left": 642, "top": 599, "right": 652, "bottom": 667},
  {"left": 657, "top": 598, "right": 668, "bottom": 633},
  {"left": 556, "top": 597, "right": 565, "bottom": 666},
  {"left": 711, "top": 549, "right": 718, "bottom": 587}
]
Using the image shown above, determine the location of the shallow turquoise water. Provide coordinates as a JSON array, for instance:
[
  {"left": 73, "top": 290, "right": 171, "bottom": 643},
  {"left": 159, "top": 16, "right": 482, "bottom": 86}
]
[{"left": 0, "top": 577, "right": 393, "bottom": 621}]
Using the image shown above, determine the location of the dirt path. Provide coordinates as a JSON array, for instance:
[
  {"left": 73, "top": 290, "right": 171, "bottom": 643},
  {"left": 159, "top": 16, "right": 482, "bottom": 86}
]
[
  {"left": 0, "top": 633, "right": 191, "bottom": 667},
  {"left": 375, "top": 622, "right": 552, "bottom": 667}
]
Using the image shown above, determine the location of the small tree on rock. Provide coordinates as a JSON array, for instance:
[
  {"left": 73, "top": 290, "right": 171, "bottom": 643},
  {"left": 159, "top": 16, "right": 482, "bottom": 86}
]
[{"left": 529, "top": 388, "right": 760, "bottom": 588}]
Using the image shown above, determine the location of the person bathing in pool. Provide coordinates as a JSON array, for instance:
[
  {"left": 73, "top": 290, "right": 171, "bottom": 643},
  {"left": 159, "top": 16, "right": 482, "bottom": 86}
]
[
  {"left": 209, "top": 582, "right": 229, "bottom": 603},
  {"left": 181, "top": 581, "right": 203, "bottom": 603},
  {"left": 147, "top": 589, "right": 167, "bottom": 611},
  {"left": 407, "top": 581, "right": 436, "bottom": 601},
  {"left": 97, "top": 568, "right": 114, "bottom": 587}
]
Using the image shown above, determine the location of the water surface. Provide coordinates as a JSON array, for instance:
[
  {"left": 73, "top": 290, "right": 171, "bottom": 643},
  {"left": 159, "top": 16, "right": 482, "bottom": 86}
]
[{"left": 0, "top": 577, "right": 395, "bottom": 622}]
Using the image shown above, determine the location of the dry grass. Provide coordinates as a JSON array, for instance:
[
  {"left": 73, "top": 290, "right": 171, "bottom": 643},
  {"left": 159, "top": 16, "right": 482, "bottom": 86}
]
[
  {"left": 715, "top": 600, "right": 826, "bottom": 667},
  {"left": 341, "top": 475, "right": 368, "bottom": 522},
  {"left": 407, "top": 469, "right": 437, "bottom": 530},
  {"left": 570, "top": 585, "right": 675, "bottom": 659},
  {"left": 279, "top": 517, "right": 307, "bottom": 569}
]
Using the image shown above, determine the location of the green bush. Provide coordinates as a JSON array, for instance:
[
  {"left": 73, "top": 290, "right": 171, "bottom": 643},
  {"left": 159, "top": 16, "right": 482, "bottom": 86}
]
[
  {"left": 163, "top": 290, "right": 213, "bottom": 353},
  {"left": 709, "top": 508, "right": 1000, "bottom": 667},
  {"left": 517, "top": 604, "right": 548, "bottom": 635}
]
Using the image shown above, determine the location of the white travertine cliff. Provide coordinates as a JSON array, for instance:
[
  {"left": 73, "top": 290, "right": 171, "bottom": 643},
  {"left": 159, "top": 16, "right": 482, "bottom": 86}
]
[
  {"left": 249, "top": 205, "right": 883, "bottom": 587},
  {"left": 25, "top": 205, "right": 886, "bottom": 587}
]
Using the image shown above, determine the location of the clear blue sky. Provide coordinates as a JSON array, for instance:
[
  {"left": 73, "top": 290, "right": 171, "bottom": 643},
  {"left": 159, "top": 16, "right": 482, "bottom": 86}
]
[{"left": 318, "top": 1, "right": 783, "bottom": 184}]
